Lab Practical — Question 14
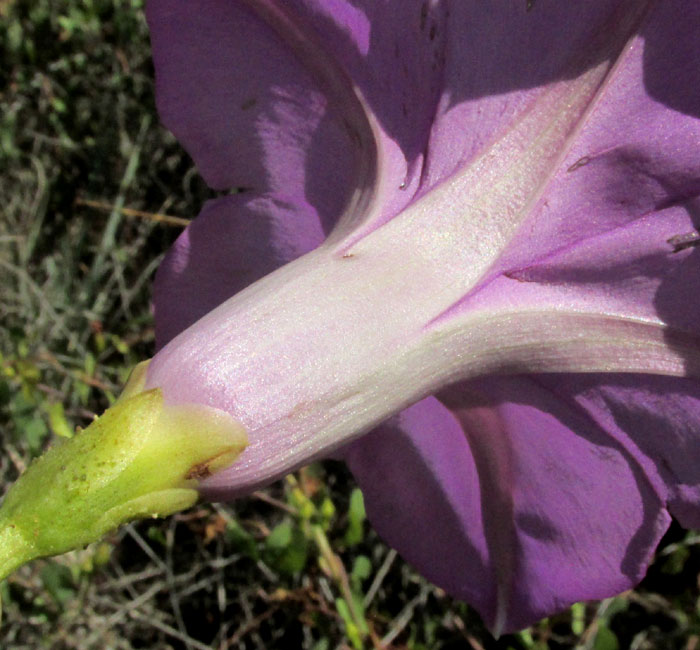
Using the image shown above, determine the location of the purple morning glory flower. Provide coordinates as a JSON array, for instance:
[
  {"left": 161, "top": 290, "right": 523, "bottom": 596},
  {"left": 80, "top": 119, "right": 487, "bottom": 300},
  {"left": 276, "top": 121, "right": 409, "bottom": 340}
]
[{"left": 143, "top": 0, "right": 700, "bottom": 634}]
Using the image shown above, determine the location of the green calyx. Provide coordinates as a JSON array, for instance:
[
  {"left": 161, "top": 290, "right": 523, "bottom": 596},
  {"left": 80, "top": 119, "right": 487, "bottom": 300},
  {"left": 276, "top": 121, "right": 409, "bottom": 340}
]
[{"left": 0, "top": 364, "right": 247, "bottom": 580}]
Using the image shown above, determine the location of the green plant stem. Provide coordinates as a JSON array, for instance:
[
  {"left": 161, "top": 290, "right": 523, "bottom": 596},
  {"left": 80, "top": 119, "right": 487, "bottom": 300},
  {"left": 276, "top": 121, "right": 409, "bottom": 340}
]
[{"left": 312, "top": 525, "right": 369, "bottom": 640}]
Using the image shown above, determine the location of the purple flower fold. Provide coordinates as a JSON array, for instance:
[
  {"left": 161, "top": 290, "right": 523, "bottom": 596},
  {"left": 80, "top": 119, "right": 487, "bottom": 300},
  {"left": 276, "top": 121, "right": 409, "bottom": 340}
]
[{"left": 144, "top": 0, "right": 700, "bottom": 633}]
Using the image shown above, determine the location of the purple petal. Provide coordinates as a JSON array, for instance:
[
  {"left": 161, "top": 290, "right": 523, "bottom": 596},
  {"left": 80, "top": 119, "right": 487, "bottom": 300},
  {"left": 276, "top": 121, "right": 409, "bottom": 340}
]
[
  {"left": 149, "top": 0, "right": 700, "bottom": 358},
  {"left": 146, "top": 0, "right": 365, "bottom": 227},
  {"left": 431, "top": 0, "right": 700, "bottom": 373},
  {"left": 539, "top": 374, "right": 700, "bottom": 529},
  {"left": 342, "top": 398, "right": 493, "bottom": 618},
  {"left": 279, "top": 0, "right": 663, "bottom": 230},
  {"left": 344, "top": 379, "right": 671, "bottom": 634},
  {"left": 482, "top": 0, "right": 700, "bottom": 283},
  {"left": 153, "top": 194, "right": 324, "bottom": 348},
  {"left": 147, "top": 1, "right": 670, "bottom": 238}
]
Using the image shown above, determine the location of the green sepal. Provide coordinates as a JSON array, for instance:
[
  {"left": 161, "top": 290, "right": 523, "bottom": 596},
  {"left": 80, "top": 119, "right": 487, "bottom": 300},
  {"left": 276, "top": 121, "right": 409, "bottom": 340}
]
[{"left": 0, "top": 380, "right": 247, "bottom": 580}]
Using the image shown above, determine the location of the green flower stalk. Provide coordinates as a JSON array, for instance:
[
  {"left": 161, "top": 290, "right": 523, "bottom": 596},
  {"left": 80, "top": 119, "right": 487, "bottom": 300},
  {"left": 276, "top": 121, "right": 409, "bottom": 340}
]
[{"left": 0, "top": 363, "right": 247, "bottom": 581}]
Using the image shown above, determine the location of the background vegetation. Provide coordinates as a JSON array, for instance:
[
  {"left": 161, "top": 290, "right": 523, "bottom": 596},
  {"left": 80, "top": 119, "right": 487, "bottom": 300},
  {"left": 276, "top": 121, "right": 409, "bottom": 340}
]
[{"left": 2, "top": 1, "right": 700, "bottom": 648}]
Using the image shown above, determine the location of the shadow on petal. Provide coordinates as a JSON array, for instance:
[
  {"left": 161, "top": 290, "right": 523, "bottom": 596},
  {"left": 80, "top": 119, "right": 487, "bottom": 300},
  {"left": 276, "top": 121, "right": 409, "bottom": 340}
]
[{"left": 343, "top": 376, "right": 671, "bottom": 633}]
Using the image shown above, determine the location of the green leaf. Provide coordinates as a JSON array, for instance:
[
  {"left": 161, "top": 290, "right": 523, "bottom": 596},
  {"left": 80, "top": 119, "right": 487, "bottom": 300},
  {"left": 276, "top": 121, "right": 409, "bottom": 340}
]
[
  {"left": 320, "top": 496, "right": 336, "bottom": 530},
  {"left": 661, "top": 545, "right": 689, "bottom": 575},
  {"left": 111, "top": 334, "right": 129, "bottom": 355},
  {"left": 24, "top": 416, "right": 49, "bottom": 454},
  {"left": 265, "top": 521, "right": 308, "bottom": 575},
  {"left": 266, "top": 521, "right": 293, "bottom": 550},
  {"left": 0, "top": 378, "right": 11, "bottom": 408},
  {"left": 335, "top": 597, "right": 363, "bottom": 650},
  {"left": 570, "top": 601, "right": 585, "bottom": 635},
  {"left": 593, "top": 626, "right": 619, "bottom": 650},
  {"left": 350, "top": 555, "right": 371, "bottom": 591},
  {"left": 146, "top": 526, "right": 167, "bottom": 547},
  {"left": 40, "top": 563, "right": 75, "bottom": 607},
  {"left": 344, "top": 488, "right": 365, "bottom": 547},
  {"left": 47, "top": 402, "right": 73, "bottom": 439},
  {"left": 226, "top": 519, "right": 259, "bottom": 560},
  {"left": 84, "top": 352, "right": 96, "bottom": 378},
  {"left": 289, "top": 487, "right": 315, "bottom": 520}
]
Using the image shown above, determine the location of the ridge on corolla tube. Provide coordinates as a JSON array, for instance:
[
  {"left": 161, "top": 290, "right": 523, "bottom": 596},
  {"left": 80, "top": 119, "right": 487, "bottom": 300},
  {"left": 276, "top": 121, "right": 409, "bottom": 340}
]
[{"left": 0, "top": 362, "right": 247, "bottom": 581}]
